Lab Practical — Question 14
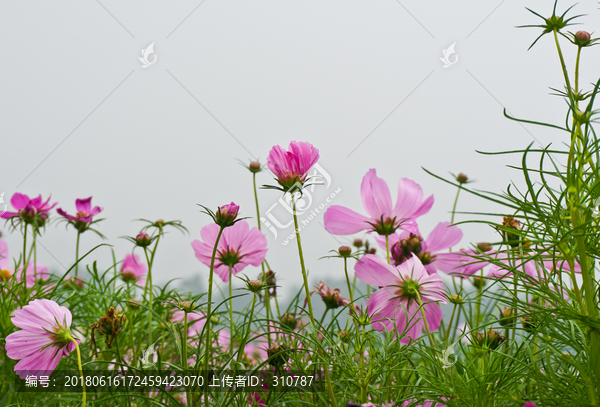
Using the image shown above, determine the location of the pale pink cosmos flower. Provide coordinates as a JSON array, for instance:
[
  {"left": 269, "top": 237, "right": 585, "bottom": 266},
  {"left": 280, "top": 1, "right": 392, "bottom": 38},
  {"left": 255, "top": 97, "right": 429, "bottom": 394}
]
[
  {"left": 120, "top": 253, "right": 147, "bottom": 284},
  {"left": 375, "top": 222, "right": 463, "bottom": 275},
  {"left": 523, "top": 402, "right": 537, "bottom": 407},
  {"left": 324, "top": 169, "right": 433, "bottom": 237},
  {"left": 355, "top": 254, "right": 446, "bottom": 344},
  {"left": 1, "top": 193, "right": 57, "bottom": 221},
  {"left": 403, "top": 400, "right": 446, "bottom": 407},
  {"left": 6, "top": 299, "right": 77, "bottom": 379},
  {"left": 266, "top": 141, "right": 319, "bottom": 190},
  {"left": 57, "top": 197, "right": 103, "bottom": 224},
  {"left": 191, "top": 220, "right": 267, "bottom": 282}
]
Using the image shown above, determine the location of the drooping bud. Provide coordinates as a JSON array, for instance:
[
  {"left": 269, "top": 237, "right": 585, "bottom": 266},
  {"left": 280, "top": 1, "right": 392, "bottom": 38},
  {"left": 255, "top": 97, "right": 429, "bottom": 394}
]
[
  {"left": 215, "top": 202, "right": 240, "bottom": 227},
  {"left": 315, "top": 281, "right": 350, "bottom": 309},
  {"left": 338, "top": 246, "right": 352, "bottom": 257},
  {"left": 498, "top": 307, "right": 516, "bottom": 327},
  {"left": 352, "top": 238, "right": 363, "bottom": 248},
  {"left": 249, "top": 161, "right": 262, "bottom": 173},
  {"left": 135, "top": 231, "right": 152, "bottom": 247},
  {"left": 280, "top": 312, "right": 298, "bottom": 330}
]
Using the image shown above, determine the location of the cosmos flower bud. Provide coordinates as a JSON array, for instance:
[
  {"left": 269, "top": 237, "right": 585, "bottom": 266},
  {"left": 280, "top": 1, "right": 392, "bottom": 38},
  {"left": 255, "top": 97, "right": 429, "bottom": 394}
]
[
  {"left": 456, "top": 173, "right": 469, "bottom": 184},
  {"left": 127, "top": 299, "right": 140, "bottom": 311},
  {"left": 215, "top": 202, "right": 240, "bottom": 227},
  {"left": 315, "top": 281, "right": 350, "bottom": 309},
  {"left": 249, "top": 161, "right": 262, "bottom": 173},
  {"left": 368, "top": 248, "right": 377, "bottom": 255},
  {"left": 64, "top": 276, "right": 85, "bottom": 291},
  {"left": 280, "top": 312, "right": 298, "bottom": 330},
  {"left": 180, "top": 301, "right": 194, "bottom": 312},
  {"left": 338, "top": 330, "right": 352, "bottom": 343},
  {"left": 501, "top": 216, "right": 522, "bottom": 247},
  {"left": 352, "top": 238, "right": 363, "bottom": 248},
  {"left": 338, "top": 246, "right": 352, "bottom": 257},
  {"left": 498, "top": 307, "right": 516, "bottom": 327},
  {"left": 449, "top": 294, "right": 464, "bottom": 305},
  {"left": 135, "top": 231, "right": 152, "bottom": 247},
  {"left": 246, "top": 279, "right": 265, "bottom": 293},
  {"left": 477, "top": 242, "right": 492, "bottom": 252},
  {"left": 155, "top": 219, "right": 165, "bottom": 225},
  {"left": 574, "top": 30, "right": 592, "bottom": 46},
  {"left": 266, "top": 344, "right": 290, "bottom": 367},
  {"left": 471, "top": 276, "right": 486, "bottom": 290},
  {"left": 521, "top": 315, "right": 536, "bottom": 333},
  {"left": 475, "top": 329, "right": 505, "bottom": 350}
]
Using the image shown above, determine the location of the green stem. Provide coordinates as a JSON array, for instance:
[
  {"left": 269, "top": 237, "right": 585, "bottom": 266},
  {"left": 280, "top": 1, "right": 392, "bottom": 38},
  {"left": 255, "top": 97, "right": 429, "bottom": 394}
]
[
  {"left": 385, "top": 235, "right": 390, "bottom": 264},
  {"left": 228, "top": 265, "right": 234, "bottom": 359},
  {"left": 291, "top": 194, "right": 338, "bottom": 407},
  {"left": 75, "top": 231, "right": 81, "bottom": 278},
  {"left": 450, "top": 185, "right": 462, "bottom": 226},
  {"left": 237, "top": 292, "right": 257, "bottom": 364},
  {"left": 183, "top": 310, "right": 194, "bottom": 407},
  {"left": 445, "top": 304, "right": 457, "bottom": 342},
  {"left": 71, "top": 339, "right": 86, "bottom": 407},
  {"left": 204, "top": 226, "right": 225, "bottom": 407},
  {"left": 21, "top": 223, "right": 28, "bottom": 302}
]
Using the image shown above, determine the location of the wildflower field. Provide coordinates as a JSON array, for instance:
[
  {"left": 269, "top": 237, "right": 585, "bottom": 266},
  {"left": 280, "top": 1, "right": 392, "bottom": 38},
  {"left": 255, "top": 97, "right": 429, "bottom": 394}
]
[{"left": 2, "top": 2, "right": 600, "bottom": 406}]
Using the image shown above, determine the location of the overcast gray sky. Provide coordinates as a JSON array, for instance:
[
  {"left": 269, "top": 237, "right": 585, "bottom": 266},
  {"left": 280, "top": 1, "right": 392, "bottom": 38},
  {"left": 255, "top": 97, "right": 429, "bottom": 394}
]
[{"left": 1, "top": 0, "right": 599, "bottom": 300}]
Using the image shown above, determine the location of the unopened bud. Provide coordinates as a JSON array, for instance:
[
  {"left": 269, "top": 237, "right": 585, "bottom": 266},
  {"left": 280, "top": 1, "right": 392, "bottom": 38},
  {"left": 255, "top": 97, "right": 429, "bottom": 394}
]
[
  {"left": 266, "top": 344, "right": 290, "bottom": 367},
  {"left": 155, "top": 219, "right": 165, "bottom": 225},
  {"left": 477, "top": 242, "right": 492, "bottom": 252},
  {"left": 338, "top": 246, "right": 352, "bottom": 257},
  {"left": 498, "top": 307, "right": 516, "bottom": 327},
  {"left": 574, "top": 30, "right": 592, "bottom": 46},
  {"left": 456, "top": 173, "right": 469, "bottom": 184},
  {"left": 280, "top": 312, "right": 298, "bottom": 330},
  {"left": 449, "top": 294, "right": 464, "bottom": 305},
  {"left": 521, "top": 315, "right": 536, "bottom": 333},
  {"left": 135, "top": 232, "right": 152, "bottom": 247},
  {"left": 247, "top": 279, "right": 265, "bottom": 293},
  {"left": 352, "top": 238, "right": 363, "bottom": 248},
  {"left": 127, "top": 299, "right": 140, "bottom": 310},
  {"left": 180, "top": 301, "right": 194, "bottom": 312},
  {"left": 471, "top": 276, "right": 486, "bottom": 290},
  {"left": 338, "top": 330, "right": 352, "bottom": 343},
  {"left": 368, "top": 248, "right": 377, "bottom": 255},
  {"left": 0, "top": 269, "right": 11, "bottom": 281},
  {"left": 249, "top": 161, "right": 262, "bottom": 173}
]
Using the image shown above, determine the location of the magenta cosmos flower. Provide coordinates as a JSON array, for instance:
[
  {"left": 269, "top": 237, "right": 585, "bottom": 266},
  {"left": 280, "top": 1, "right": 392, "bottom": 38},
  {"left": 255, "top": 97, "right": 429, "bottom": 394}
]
[
  {"left": 355, "top": 254, "right": 446, "bottom": 344},
  {"left": 6, "top": 299, "right": 77, "bottom": 379},
  {"left": 57, "top": 197, "right": 103, "bottom": 230},
  {"left": 0, "top": 193, "right": 57, "bottom": 223},
  {"left": 375, "top": 222, "right": 463, "bottom": 275},
  {"left": 324, "top": 169, "right": 433, "bottom": 236},
  {"left": 191, "top": 220, "right": 267, "bottom": 282},
  {"left": 266, "top": 141, "right": 319, "bottom": 190},
  {"left": 120, "top": 253, "right": 147, "bottom": 283}
]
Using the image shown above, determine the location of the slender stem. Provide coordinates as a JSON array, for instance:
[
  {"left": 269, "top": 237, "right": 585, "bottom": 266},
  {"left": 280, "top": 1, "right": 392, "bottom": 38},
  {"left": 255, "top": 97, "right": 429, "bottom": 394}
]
[
  {"left": 33, "top": 231, "right": 37, "bottom": 282},
  {"left": 71, "top": 339, "right": 86, "bottom": 407},
  {"left": 291, "top": 194, "right": 338, "bottom": 407},
  {"left": 21, "top": 223, "right": 28, "bottom": 302},
  {"left": 445, "top": 304, "right": 457, "bottom": 342},
  {"left": 450, "top": 186, "right": 462, "bottom": 226},
  {"left": 228, "top": 265, "right": 234, "bottom": 359},
  {"left": 75, "top": 231, "right": 81, "bottom": 278},
  {"left": 204, "top": 226, "right": 225, "bottom": 407},
  {"left": 237, "top": 292, "right": 257, "bottom": 364},
  {"left": 385, "top": 235, "right": 390, "bottom": 264},
  {"left": 183, "top": 310, "right": 194, "bottom": 407}
]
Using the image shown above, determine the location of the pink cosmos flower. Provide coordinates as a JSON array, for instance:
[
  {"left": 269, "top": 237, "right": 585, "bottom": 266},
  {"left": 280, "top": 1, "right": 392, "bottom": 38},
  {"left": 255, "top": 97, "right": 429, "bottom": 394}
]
[
  {"left": 120, "top": 253, "right": 147, "bottom": 284},
  {"left": 355, "top": 254, "right": 446, "bottom": 344},
  {"left": 324, "top": 169, "right": 433, "bottom": 236},
  {"left": 403, "top": 400, "right": 446, "bottom": 407},
  {"left": 6, "top": 299, "right": 77, "bottom": 379},
  {"left": 191, "top": 220, "right": 267, "bottom": 282},
  {"left": 57, "top": 197, "right": 103, "bottom": 224},
  {"left": 0, "top": 193, "right": 57, "bottom": 222},
  {"left": 375, "top": 222, "right": 463, "bottom": 275},
  {"left": 215, "top": 202, "right": 240, "bottom": 226},
  {"left": 523, "top": 402, "right": 537, "bottom": 407},
  {"left": 266, "top": 141, "right": 319, "bottom": 190}
]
